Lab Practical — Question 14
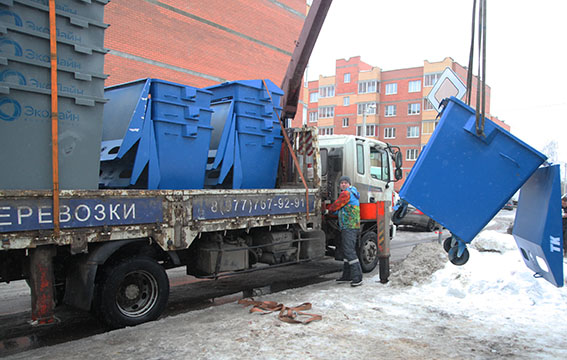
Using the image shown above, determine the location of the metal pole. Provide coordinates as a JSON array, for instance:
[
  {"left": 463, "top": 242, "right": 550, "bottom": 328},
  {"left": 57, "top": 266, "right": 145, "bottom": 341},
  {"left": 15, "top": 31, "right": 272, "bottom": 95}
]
[
  {"left": 377, "top": 201, "right": 391, "bottom": 284},
  {"left": 362, "top": 109, "right": 367, "bottom": 137},
  {"left": 30, "top": 246, "right": 57, "bottom": 325}
]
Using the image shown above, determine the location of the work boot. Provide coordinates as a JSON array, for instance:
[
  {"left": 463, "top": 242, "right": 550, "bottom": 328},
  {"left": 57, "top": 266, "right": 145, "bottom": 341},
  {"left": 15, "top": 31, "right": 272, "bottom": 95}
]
[
  {"left": 349, "top": 262, "right": 363, "bottom": 287},
  {"left": 336, "top": 262, "right": 350, "bottom": 282},
  {"left": 350, "top": 279, "right": 363, "bottom": 287}
]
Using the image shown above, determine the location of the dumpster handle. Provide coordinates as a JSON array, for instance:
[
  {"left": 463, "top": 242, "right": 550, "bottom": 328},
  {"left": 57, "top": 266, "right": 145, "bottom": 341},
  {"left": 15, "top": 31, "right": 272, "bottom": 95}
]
[
  {"left": 49, "top": 0, "right": 60, "bottom": 238},
  {"left": 262, "top": 80, "right": 310, "bottom": 220}
]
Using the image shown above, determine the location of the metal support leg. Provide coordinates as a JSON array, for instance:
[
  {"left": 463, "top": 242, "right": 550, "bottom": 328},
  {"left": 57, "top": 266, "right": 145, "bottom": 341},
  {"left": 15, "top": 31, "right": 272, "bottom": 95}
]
[
  {"left": 29, "top": 246, "right": 56, "bottom": 325},
  {"left": 377, "top": 201, "right": 391, "bottom": 284}
]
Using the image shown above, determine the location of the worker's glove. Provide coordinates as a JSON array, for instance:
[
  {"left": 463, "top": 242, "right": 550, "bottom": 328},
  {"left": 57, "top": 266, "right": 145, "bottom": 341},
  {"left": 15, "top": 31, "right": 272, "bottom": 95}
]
[{"left": 323, "top": 209, "right": 329, "bottom": 216}]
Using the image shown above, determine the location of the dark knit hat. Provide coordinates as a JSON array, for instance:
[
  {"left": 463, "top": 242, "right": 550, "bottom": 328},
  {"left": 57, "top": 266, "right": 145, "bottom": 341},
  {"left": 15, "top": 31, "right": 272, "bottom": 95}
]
[{"left": 338, "top": 176, "right": 351, "bottom": 185}]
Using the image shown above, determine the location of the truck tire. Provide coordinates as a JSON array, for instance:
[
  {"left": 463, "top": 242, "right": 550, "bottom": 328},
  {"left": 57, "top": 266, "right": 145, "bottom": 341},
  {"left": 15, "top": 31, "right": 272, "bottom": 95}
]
[
  {"left": 358, "top": 231, "right": 379, "bottom": 273},
  {"left": 95, "top": 257, "right": 169, "bottom": 329}
]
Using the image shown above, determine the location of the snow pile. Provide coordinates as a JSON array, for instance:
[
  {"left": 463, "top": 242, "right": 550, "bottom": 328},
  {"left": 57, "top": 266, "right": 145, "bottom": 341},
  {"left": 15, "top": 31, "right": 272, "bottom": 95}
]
[
  {"left": 470, "top": 229, "right": 518, "bottom": 253},
  {"left": 388, "top": 241, "right": 447, "bottom": 287}
]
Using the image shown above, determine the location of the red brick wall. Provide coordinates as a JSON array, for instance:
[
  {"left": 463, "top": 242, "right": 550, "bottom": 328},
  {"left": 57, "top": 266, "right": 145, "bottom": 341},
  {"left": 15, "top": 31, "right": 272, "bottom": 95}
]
[
  {"left": 103, "top": 54, "right": 220, "bottom": 88},
  {"left": 103, "top": 0, "right": 305, "bottom": 88}
]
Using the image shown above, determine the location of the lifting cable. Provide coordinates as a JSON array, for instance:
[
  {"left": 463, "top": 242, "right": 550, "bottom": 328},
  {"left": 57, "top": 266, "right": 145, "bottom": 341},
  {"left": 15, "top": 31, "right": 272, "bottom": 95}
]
[
  {"left": 262, "top": 79, "right": 310, "bottom": 221},
  {"left": 49, "top": 0, "right": 60, "bottom": 238},
  {"left": 465, "top": 0, "right": 487, "bottom": 137}
]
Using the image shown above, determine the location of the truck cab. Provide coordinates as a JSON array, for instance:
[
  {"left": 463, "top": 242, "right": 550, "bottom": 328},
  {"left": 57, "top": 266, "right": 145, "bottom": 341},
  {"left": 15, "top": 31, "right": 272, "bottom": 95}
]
[
  {"left": 318, "top": 135, "right": 401, "bottom": 206},
  {"left": 318, "top": 134, "right": 403, "bottom": 275}
]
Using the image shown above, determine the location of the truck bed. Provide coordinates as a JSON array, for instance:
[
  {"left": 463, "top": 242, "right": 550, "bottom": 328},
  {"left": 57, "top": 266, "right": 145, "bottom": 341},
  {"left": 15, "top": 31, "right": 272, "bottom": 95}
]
[{"left": 0, "top": 188, "right": 319, "bottom": 253}]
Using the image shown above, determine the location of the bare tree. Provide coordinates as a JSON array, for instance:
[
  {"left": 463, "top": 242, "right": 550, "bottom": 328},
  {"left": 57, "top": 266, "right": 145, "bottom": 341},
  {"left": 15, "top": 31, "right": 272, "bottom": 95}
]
[{"left": 541, "top": 140, "right": 558, "bottom": 163}]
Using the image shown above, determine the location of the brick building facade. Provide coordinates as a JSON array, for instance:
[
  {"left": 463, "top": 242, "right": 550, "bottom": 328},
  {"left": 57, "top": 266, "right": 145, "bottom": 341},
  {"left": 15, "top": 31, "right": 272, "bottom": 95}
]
[
  {"left": 103, "top": 0, "right": 306, "bottom": 88},
  {"left": 294, "top": 56, "right": 510, "bottom": 189}
]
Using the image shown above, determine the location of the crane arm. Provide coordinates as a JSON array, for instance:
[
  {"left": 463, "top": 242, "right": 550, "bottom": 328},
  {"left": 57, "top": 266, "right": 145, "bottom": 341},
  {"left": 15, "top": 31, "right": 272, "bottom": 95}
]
[{"left": 280, "top": 0, "right": 333, "bottom": 121}]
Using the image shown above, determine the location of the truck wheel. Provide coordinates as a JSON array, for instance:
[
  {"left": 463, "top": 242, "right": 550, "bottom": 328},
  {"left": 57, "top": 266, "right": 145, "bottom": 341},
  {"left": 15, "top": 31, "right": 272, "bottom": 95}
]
[
  {"left": 95, "top": 257, "right": 169, "bottom": 329},
  {"left": 358, "top": 231, "right": 379, "bottom": 273}
]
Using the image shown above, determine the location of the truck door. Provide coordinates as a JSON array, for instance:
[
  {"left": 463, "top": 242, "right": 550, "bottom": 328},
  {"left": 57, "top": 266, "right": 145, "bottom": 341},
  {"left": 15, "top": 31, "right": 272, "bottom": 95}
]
[{"left": 367, "top": 145, "right": 390, "bottom": 203}]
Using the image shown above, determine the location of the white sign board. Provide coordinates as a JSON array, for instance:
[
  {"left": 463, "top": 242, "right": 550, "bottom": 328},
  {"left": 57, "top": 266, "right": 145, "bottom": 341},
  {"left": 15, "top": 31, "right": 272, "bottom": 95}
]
[{"left": 426, "top": 67, "right": 467, "bottom": 112}]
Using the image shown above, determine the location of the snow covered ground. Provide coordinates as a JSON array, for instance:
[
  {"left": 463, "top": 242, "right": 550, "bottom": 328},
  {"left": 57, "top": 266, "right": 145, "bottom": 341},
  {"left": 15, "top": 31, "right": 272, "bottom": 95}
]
[{"left": 6, "top": 210, "right": 567, "bottom": 360}]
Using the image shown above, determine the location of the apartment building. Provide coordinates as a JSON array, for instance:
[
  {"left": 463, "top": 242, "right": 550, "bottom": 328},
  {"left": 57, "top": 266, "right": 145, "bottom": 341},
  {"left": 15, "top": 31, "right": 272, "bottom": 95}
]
[{"left": 294, "top": 56, "right": 510, "bottom": 189}]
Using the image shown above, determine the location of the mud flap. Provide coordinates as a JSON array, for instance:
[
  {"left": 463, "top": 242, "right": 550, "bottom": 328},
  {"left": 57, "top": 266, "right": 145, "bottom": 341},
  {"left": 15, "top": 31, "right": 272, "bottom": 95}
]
[{"left": 512, "top": 164, "right": 564, "bottom": 287}]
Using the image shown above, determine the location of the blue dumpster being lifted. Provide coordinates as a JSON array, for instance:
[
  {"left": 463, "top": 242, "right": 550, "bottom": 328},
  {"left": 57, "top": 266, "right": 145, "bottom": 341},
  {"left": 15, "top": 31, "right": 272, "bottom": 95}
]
[
  {"left": 398, "top": 96, "right": 547, "bottom": 260},
  {"left": 204, "top": 79, "right": 284, "bottom": 189},
  {"left": 99, "top": 78, "right": 213, "bottom": 189}
]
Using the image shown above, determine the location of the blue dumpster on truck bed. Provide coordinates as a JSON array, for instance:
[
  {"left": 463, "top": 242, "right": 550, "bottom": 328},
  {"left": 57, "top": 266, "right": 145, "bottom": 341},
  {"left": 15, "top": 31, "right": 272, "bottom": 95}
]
[
  {"left": 99, "top": 78, "right": 213, "bottom": 190},
  {"left": 204, "top": 79, "right": 284, "bottom": 189}
]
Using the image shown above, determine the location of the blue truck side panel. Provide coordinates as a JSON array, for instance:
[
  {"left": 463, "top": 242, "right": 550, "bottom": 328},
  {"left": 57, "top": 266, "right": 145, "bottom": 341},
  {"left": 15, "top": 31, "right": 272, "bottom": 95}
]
[
  {"left": 193, "top": 194, "right": 315, "bottom": 220},
  {"left": 0, "top": 197, "right": 163, "bottom": 233}
]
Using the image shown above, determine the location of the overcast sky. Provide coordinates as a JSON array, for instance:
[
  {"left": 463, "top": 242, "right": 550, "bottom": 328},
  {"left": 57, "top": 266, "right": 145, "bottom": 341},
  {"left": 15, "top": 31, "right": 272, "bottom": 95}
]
[{"left": 307, "top": 0, "right": 567, "bottom": 167}]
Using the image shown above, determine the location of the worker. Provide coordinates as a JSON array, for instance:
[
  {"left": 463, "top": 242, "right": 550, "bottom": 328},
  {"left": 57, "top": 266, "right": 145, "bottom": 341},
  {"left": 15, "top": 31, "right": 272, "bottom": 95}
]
[{"left": 326, "top": 176, "right": 363, "bottom": 287}]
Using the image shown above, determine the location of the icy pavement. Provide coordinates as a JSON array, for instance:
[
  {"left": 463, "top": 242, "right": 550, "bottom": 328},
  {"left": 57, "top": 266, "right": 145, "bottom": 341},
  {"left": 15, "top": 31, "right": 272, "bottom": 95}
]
[{"left": 5, "top": 211, "right": 567, "bottom": 360}]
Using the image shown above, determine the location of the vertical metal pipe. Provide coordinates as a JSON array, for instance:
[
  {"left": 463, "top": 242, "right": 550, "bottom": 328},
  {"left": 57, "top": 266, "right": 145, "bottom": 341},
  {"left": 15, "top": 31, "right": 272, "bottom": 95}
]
[
  {"left": 30, "top": 246, "right": 56, "bottom": 325},
  {"left": 49, "top": 0, "right": 60, "bottom": 238},
  {"left": 377, "top": 201, "right": 391, "bottom": 283}
]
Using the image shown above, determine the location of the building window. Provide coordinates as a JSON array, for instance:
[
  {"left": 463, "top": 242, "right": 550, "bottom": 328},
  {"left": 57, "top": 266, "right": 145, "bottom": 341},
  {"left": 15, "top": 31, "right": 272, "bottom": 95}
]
[
  {"left": 357, "top": 125, "right": 376, "bottom": 137},
  {"left": 319, "top": 85, "right": 335, "bottom": 98},
  {"left": 343, "top": 96, "right": 350, "bottom": 106},
  {"left": 385, "top": 104, "right": 396, "bottom": 117},
  {"left": 423, "top": 98, "right": 435, "bottom": 111},
  {"left": 384, "top": 127, "right": 396, "bottom": 139},
  {"left": 357, "top": 102, "right": 377, "bottom": 115},
  {"left": 309, "top": 111, "right": 318, "bottom": 123},
  {"left": 424, "top": 73, "right": 442, "bottom": 87},
  {"left": 318, "top": 106, "right": 334, "bottom": 119},
  {"left": 358, "top": 80, "right": 378, "bottom": 94},
  {"left": 385, "top": 83, "right": 397, "bottom": 95},
  {"left": 406, "top": 148, "right": 419, "bottom": 161},
  {"left": 309, "top": 92, "right": 318, "bottom": 103},
  {"left": 302, "top": 107, "right": 307, "bottom": 126},
  {"left": 342, "top": 118, "right": 349, "bottom": 128},
  {"left": 408, "top": 103, "right": 421, "bottom": 115},
  {"left": 408, "top": 80, "right": 421, "bottom": 93},
  {"left": 422, "top": 121, "right": 437, "bottom": 134},
  {"left": 407, "top": 126, "right": 420, "bottom": 138},
  {"left": 344, "top": 73, "right": 351, "bottom": 83},
  {"left": 319, "top": 127, "right": 334, "bottom": 135}
]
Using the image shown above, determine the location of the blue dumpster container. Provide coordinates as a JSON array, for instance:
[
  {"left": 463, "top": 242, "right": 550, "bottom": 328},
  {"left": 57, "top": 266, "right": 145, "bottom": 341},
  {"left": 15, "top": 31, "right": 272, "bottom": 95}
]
[
  {"left": 100, "top": 78, "right": 213, "bottom": 189},
  {"left": 152, "top": 118, "right": 213, "bottom": 189},
  {"left": 513, "top": 164, "right": 564, "bottom": 287},
  {"left": 236, "top": 130, "right": 283, "bottom": 189},
  {"left": 399, "top": 96, "right": 547, "bottom": 244},
  {"left": 204, "top": 79, "right": 283, "bottom": 189}
]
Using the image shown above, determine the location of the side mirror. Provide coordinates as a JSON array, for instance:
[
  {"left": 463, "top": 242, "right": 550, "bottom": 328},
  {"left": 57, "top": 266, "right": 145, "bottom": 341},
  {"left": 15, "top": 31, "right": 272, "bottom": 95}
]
[
  {"left": 394, "top": 151, "right": 403, "bottom": 181},
  {"left": 395, "top": 168, "right": 403, "bottom": 181},
  {"left": 395, "top": 151, "right": 403, "bottom": 169}
]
